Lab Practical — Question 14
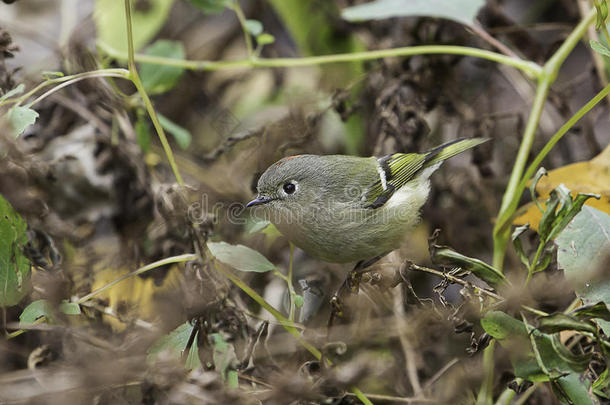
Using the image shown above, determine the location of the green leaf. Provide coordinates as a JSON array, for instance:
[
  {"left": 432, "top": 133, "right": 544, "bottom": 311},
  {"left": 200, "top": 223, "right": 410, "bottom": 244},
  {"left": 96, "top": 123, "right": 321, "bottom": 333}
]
[
  {"left": 94, "top": 0, "right": 176, "bottom": 54},
  {"left": 189, "top": 0, "right": 230, "bottom": 14},
  {"left": 185, "top": 331, "right": 201, "bottom": 370},
  {"left": 135, "top": 114, "right": 151, "bottom": 153},
  {"left": 158, "top": 113, "right": 191, "bottom": 149},
  {"left": 481, "top": 311, "right": 547, "bottom": 381},
  {"left": 522, "top": 316, "right": 571, "bottom": 380},
  {"left": 549, "top": 334, "right": 591, "bottom": 373},
  {"left": 537, "top": 184, "right": 599, "bottom": 245},
  {"left": 19, "top": 299, "right": 81, "bottom": 323},
  {"left": 140, "top": 40, "right": 185, "bottom": 94},
  {"left": 430, "top": 244, "right": 507, "bottom": 288},
  {"left": 482, "top": 311, "right": 592, "bottom": 382},
  {"left": 557, "top": 206, "right": 610, "bottom": 335},
  {"left": 539, "top": 189, "right": 560, "bottom": 241},
  {"left": 551, "top": 373, "right": 595, "bottom": 405},
  {"left": 481, "top": 310, "right": 527, "bottom": 340},
  {"left": 593, "top": 367, "right": 610, "bottom": 399},
  {"left": 537, "top": 313, "right": 597, "bottom": 334},
  {"left": 530, "top": 167, "right": 548, "bottom": 212},
  {"left": 341, "top": 0, "right": 485, "bottom": 27},
  {"left": 256, "top": 33, "right": 275, "bottom": 45},
  {"left": 294, "top": 294, "right": 304, "bottom": 308},
  {"left": 244, "top": 19, "right": 263, "bottom": 36},
  {"left": 572, "top": 301, "right": 610, "bottom": 322},
  {"left": 511, "top": 224, "right": 530, "bottom": 268},
  {"left": 60, "top": 302, "right": 81, "bottom": 315},
  {"left": 19, "top": 300, "right": 48, "bottom": 323},
  {"left": 591, "top": 39, "right": 610, "bottom": 57},
  {"left": 148, "top": 322, "right": 201, "bottom": 370},
  {"left": 546, "top": 190, "right": 599, "bottom": 243},
  {"left": 207, "top": 241, "right": 275, "bottom": 273},
  {"left": 210, "top": 332, "right": 237, "bottom": 381},
  {"left": 532, "top": 245, "right": 555, "bottom": 273},
  {"left": 0, "top": 195, "right": 30, "bottom": 307},
  {"left": 0, "top": 83, "right": 24, "bottom": 103},
  {"left": 9, "top": 106, "right": 38, "bottom": 137}
]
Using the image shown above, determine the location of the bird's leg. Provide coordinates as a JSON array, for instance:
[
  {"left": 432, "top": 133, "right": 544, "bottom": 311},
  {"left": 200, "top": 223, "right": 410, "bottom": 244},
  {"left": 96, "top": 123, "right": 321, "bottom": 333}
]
[{"left": 328, "top": 253, "right": 389, "bottom": 327}]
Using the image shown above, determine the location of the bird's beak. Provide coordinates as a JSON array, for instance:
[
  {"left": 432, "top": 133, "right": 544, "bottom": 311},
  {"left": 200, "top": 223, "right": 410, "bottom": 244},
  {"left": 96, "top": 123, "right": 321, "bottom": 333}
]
[{"left": 247, "top": 196, "right": 273, "bottom": 207}]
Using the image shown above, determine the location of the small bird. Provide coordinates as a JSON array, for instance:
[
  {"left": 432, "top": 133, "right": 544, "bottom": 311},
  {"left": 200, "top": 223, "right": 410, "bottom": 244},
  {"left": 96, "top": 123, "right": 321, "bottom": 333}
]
[{"left": 247, "top": 138, "right": 487, "bottom": 265}]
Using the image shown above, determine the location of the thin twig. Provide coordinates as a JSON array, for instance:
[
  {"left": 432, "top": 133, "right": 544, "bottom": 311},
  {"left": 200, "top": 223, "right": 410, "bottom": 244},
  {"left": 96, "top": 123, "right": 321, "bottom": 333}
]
[
  {"left": 407, "top": 262, "right": 550, "bottom": 317},
  {"left": 393, "top": 288, "right": 422, "bottom": 394},
  {"left": 469, "top": 22, "right": 519, "bottom": 59},
  {"left": 407, "top": 262, "right": 504, "bottom": 301},
  {"left": 421, "top": 358, "right": 460, "bottom": 393},
  {"left": 345, "top": 392, "right": 436, "bottom": 403}
]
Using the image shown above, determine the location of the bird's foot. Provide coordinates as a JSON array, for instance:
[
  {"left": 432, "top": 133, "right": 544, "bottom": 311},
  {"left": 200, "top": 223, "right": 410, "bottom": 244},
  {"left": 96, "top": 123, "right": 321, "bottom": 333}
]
[
  {"left": 327, "top": 269, "right": 364, "bottom": 328},
  {"left": 327, "top": 253, "right": 390, "bottom": 330}
]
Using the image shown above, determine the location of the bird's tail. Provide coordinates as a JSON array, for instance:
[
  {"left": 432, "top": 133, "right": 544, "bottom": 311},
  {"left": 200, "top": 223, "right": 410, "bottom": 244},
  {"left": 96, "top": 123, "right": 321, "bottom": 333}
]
[{"left": 423, "top": 137, "right": 489, "bottom": 167}]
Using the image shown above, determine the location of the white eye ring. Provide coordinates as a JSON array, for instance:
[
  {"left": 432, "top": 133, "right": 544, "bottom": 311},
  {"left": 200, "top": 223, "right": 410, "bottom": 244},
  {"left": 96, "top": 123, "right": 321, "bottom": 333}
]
[{"left": 281, "top": 181, "right": 298, "bottom": 195}]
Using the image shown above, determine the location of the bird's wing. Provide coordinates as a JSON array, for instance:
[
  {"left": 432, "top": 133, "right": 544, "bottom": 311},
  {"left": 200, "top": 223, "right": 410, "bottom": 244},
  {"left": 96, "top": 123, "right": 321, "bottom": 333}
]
[
  {"left": 361, "top": 152, "right": 427, "bottom": 209},
  {"left": 361, "top": 138, "right": 488, "bottom": 209}
]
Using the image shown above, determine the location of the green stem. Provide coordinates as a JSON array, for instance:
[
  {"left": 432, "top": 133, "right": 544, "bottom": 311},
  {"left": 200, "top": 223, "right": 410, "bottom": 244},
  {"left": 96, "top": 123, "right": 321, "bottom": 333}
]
[
  {"left": 493, "top": 379, "right": 541, "bottom": 405},
  {"left": 513, "top": 383, "right": 540, "bottom": 405},
  {"left": 476, "top": 341, "right": 496, "bottom": 405},
  {"left": 6, "top": 317, "right": 47, "bottom": 340},
  {"left": 76, "top": 254, "right": 197, "bottom": 304},
  {"left": 231, "top": 1, "right": 254, "bottom": 58},
  {"left": 525, "top": 242, "right": 546, "bottom": 285},
  {"left": 98, "top": 41, "right": 542, "bottom": 77},
  {"left": 521, "top": 305, "right": 548, "bottom": 317},
  {"left": 7, "top": 254, "right": 195, "bottom": 340},
  {"left": 123, "top": 0, "right": 184, "bottom": 187},
  {"left": 492, "top": 7, "right": 597, "bottom": 270},
  {"left": 493, "top": 384, "right": 516, "bottom": 405},
  {"left": 0, "top": 68, "right": 130, "bottom": 108},
  {"left": 28, "top": 72, "right": 130, "bottom": 107},
  {"left": 518, "top": 82, "right": 610, "bottom": 200},
  {"left": 212, "top": 259, "right": 318, "bottom": 356},
  {"left": 564, "top": 297, "right": 582, "bottom": 313},
  {"left": 494, "top": 82, "right": 610, "bottom": 237},
  {"left": 493, "top": 76, "right": 551, "bottom": 269},
  {"left": 544, "top": 8, "right": 597, "bottom": 81},
  {"left": 351, "top": 387, "right": 374, "bottom": 405},
  {"left": 288, "top": 242, "right": 296, "bottom": 322}
]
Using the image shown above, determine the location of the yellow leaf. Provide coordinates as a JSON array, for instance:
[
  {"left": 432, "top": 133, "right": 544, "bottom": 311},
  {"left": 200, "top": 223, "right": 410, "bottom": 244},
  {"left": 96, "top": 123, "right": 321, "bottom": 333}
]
[
  {"left": 90, "top": 264, "right": 184, "bottom": 331},
  {"left": 514, "top": 144, "right": 610, "bottom": 231}
]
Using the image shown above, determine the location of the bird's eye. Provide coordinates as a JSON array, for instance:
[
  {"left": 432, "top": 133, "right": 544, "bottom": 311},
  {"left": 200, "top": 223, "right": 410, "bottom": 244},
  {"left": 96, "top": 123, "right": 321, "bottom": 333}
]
[{"left": 283, "top": 182, "right": 296, "bottom": 194}]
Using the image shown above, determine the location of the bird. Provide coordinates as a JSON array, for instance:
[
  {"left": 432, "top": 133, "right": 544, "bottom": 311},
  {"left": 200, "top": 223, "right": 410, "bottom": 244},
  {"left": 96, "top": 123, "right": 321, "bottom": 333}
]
[{"left": 247, "top": 137, "right": 487, "bottom": 266}]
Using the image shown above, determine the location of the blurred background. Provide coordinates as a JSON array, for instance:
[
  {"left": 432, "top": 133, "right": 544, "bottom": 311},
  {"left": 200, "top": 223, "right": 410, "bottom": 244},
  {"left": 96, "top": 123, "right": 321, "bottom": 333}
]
[{"left": 0, "top": 0, "right": 608, "bottom": 403}]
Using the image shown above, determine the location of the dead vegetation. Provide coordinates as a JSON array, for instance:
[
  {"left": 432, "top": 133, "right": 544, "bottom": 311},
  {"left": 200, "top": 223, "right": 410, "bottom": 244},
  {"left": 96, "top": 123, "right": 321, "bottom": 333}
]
[{"left": 0, "top": 1, "right": 609, "bottom": 404}]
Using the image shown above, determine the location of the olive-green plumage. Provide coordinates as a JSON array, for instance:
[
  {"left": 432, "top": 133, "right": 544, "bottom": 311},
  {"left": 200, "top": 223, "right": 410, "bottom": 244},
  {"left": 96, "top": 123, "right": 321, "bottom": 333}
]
[{"left": 248, "top": 138, "right": 487, "bottom": 263}]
